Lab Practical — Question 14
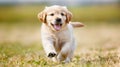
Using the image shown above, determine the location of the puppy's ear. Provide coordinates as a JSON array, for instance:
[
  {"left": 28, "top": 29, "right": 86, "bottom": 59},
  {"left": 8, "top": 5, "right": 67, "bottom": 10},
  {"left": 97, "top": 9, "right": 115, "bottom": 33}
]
[
  {"left": 66, "top": 11, "right": 72, "bottom": 23},
  {"left": 62, "top": 6, "right": 72, "bottom": 23},
  {"left": 37, "top": 10, "right": 46, "bottom": 23}
]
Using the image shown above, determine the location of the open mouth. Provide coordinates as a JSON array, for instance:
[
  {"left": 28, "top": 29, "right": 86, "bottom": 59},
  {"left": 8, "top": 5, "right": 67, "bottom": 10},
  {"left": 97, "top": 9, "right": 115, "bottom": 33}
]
[{"left": 51, "top": 23, "right": 62, "bottom": 31}]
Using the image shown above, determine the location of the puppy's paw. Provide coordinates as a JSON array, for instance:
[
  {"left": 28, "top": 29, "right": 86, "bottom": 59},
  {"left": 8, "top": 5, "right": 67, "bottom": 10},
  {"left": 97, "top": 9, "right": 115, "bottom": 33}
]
[{"left": 48, "top": 52, "right": 56, "bottom": 58}]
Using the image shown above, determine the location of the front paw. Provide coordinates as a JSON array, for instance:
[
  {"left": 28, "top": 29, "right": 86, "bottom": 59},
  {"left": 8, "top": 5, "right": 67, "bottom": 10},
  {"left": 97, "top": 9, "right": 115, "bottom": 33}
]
[{"left": 48, "top": 52, "right": 56, "bottom": 58}]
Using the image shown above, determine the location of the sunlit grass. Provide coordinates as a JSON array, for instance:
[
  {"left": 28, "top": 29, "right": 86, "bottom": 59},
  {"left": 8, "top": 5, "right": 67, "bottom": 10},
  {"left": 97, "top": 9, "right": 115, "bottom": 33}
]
[
  {"left": 0, "top": 23, "right": 120, "bottom": 67},
  {"left": 0, "top": 42, "right": 120, "bottom": 67}
]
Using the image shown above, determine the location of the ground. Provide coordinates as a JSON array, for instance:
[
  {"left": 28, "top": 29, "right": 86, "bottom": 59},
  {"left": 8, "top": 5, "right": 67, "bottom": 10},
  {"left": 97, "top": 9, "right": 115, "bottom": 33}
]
[{"left": 0, "top": 23, "right": 120, "bottom": 67}]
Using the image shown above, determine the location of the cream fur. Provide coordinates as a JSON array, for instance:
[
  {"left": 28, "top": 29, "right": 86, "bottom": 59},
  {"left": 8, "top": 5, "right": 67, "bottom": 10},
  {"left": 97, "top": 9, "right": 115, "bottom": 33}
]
[{"left": 38, "top": 5, "right": 84, "bottom": 63}]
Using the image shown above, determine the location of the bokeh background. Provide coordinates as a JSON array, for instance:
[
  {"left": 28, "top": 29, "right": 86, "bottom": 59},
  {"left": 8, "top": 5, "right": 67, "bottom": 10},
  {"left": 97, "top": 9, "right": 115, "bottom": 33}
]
[{"left": 0, "top": 0, "right": 120, "bottom": 67}]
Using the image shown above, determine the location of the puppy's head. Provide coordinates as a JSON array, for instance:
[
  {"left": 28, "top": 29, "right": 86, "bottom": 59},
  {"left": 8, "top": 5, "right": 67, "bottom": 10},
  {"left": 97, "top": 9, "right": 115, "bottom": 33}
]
[{"left": 38, "top": 5, "right": 72, "bottom": 31}]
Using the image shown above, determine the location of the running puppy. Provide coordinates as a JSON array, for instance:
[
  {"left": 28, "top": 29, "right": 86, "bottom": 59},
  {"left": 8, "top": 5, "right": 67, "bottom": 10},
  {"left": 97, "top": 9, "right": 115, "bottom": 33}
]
[{"left": 38, "top": 5, "right": 84, "bottom": 63}]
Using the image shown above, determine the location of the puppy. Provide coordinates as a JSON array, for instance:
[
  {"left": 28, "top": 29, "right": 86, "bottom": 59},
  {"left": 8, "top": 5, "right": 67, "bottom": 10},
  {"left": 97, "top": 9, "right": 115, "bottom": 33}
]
[{"left": 38, "top": 5, "right": 84, "bottom": 63}]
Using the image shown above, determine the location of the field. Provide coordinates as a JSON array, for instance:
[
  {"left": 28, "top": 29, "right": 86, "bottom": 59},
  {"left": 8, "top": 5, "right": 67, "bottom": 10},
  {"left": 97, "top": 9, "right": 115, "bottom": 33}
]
[{"left": 0, "top": 4, "right": 120, "bottom": 67}]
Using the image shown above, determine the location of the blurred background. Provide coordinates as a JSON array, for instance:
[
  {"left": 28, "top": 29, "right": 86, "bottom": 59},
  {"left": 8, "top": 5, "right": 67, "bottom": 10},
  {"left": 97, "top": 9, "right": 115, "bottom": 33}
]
[
  {"left": 0, "top": 0, "right": 120, "bottom": 66},
  {"left": 0, "top": 0, "right": 119, "bottom": 43}
]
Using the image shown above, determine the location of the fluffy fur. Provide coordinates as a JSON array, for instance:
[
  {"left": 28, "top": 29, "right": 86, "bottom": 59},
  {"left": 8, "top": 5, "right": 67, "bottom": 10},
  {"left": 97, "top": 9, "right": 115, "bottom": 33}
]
[{"left": 38, "top": 5, "right": 84, "bottom": 63}]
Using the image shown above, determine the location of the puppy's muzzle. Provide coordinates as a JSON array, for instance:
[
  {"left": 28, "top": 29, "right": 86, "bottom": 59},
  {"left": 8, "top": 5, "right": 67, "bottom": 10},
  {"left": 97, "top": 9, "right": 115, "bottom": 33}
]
[
  {"left": 56, "top": 18, "right": 61, "bottom": 23},
  {"left": 51, "top": 18, "right": 63, "bottom": 31},
  {"left": 54, "top": 18, "right": 62, "bottom": 26}
]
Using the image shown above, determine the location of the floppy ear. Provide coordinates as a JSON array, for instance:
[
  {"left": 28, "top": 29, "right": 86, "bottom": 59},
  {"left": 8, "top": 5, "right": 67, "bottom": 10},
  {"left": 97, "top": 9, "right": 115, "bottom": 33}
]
[
  {"left": 66, "top": 11, "right": 72, "bottom": 23},
  {"left": 37, "top": 10, "right": 46, "bottom": 23}
]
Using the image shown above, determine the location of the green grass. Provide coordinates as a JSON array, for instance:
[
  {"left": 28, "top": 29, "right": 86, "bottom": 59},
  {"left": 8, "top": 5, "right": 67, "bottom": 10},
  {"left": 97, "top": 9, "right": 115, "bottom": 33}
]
[
  {"left": 0, "top": 42, "right": 120, "bottom": 67},
  {"left": 0, "top": 23, "right": 120, "bottom": 67}
]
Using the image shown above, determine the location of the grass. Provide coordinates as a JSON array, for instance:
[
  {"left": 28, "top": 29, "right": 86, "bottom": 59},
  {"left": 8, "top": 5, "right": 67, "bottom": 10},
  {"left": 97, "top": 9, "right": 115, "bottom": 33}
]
[
  {"left": 0, "top": 23, "right": 120, "bottom": 67},
  {"left": 0, "top": 4, "right": 119, "bottom": 23},
  {"left": 70, "top": 5, "right": 120, "bottom": 22},
  {"left": 0, "top": 43, "right": 119, "bottom": 67}
]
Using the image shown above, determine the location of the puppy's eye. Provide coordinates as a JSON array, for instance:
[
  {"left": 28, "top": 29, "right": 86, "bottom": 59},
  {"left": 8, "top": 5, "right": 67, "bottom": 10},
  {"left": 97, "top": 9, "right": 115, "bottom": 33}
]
[
  {"left": 50, "top": 13, "right": 54, "bottom": 16},
  {"left": 61, "top": 13, "right": 65, "bottom": 16}
]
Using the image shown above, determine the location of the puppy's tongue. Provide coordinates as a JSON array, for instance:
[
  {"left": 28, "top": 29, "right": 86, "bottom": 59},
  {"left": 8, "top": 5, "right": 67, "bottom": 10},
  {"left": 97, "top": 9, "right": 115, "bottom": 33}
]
[{"left": 54, "top": 24, "right": 61, "bottom": 31}]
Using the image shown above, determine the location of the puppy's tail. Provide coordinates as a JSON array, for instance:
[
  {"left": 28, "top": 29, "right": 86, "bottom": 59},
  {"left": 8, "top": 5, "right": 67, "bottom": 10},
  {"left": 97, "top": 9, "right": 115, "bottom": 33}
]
[{"left": 70, "top": 22, "right": 84, "bottom": 28}]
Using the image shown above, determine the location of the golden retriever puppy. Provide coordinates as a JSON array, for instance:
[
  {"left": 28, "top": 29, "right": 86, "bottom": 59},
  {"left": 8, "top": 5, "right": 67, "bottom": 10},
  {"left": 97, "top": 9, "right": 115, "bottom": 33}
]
[{"left": 38, "top": 5, "right": 84, "bottom": 63}]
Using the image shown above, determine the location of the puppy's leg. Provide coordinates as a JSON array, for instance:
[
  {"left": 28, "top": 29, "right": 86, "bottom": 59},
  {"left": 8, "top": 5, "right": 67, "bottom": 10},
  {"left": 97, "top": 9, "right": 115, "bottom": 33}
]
[
  {"left": 65, "top": 41, "right": 76, "bottom": 62},
  {"left": 42, "top": 40, "right": 57, "bottom": 58},
  {"left": 65, "top": 48, "right": 74, "bottom": 63},
  {"left": 57, "top": 42, "right": 75, "bottom": 63}
]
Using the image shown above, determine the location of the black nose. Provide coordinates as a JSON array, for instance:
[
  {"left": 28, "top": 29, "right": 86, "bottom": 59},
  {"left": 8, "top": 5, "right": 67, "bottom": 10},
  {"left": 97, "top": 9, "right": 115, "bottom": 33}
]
[{"left": 56, "top": 18, "right": 61, "bottom": 22}]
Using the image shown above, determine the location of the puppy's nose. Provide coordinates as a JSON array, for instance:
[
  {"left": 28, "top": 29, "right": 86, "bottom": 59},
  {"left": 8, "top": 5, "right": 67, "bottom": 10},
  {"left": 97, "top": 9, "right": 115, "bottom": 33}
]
[{"left": 56, "top": 18, "right": 61, "bottom": 22}]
